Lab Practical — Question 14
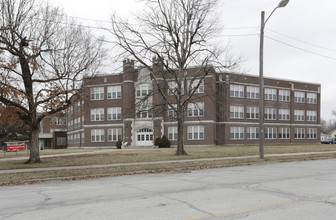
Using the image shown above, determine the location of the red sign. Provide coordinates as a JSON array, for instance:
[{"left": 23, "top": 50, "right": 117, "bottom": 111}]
[{"left": 6, "top": 142, "right": 26, "bottom": 152}]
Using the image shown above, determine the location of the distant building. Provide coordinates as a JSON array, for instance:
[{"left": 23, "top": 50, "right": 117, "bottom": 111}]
[
  {"left": 42, "top": 59, "right": 321, "bottom": 148},
  {"left": 38, "top": 112, "right": 67, "bottom": 149}
]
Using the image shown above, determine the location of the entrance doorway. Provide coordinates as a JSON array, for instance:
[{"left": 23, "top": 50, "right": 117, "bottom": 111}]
[{"left": 136, "top": 128, "right": 154, "bottom": 146}]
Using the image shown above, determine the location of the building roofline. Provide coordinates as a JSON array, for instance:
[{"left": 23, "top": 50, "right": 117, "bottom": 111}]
[{"left": 220, "top": 71, "right": 321, "bottom": 86}]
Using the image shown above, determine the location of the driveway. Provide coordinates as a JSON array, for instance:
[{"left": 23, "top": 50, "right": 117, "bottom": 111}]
[{"left": 1, "top": 159, "right": 336, "bottom": 219}]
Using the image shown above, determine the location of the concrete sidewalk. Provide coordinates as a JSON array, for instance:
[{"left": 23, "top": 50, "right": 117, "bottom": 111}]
[{"left": 1, "top": 151, "right": 335, "bottom": 174}]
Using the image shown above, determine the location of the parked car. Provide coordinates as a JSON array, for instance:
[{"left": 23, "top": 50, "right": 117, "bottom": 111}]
[{"left": 321, "top": 138, "right": 336, "bottom": 144}]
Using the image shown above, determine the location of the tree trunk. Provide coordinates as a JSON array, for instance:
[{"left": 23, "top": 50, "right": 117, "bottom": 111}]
[
  {"left": 25, "top": 127, "right": 41, "bottom": 163},
  {"left": 175, "top": 117, "right": 187, "bottom": 155}
]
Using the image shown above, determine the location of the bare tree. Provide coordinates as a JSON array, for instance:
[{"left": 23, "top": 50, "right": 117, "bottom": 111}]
[
  {"left": 110, "top": 0, "right": 237, "bottom": 155},
  {"left": 0, "top": 0, "right": 105, "bottom": 163}
]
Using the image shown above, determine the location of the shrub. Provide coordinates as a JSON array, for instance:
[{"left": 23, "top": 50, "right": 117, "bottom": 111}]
[
  {"left": 154, "top": 137, "right": 161, "bottom": 147},
  {"left": 159, "top": 135, "right": 170, "bottom": 148},
  {"left": 116, "top": 140, "right": 122, "bottom": 149}
]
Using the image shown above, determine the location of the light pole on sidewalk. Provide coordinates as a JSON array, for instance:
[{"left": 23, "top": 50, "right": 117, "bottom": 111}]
[{"left": 259, "top": 0, "right": 289, "bottom": 159}]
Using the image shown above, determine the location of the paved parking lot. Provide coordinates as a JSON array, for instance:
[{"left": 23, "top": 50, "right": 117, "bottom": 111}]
[{"left": 1, "top": 159, "right": 336, "bottom": 219}]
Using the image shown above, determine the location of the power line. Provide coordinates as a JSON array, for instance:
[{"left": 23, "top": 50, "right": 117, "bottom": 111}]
[
  {"left": 266, "top": 36, "right": 336, "bottom": 61},
  {"left": 267, "top": 28, "right": 336, "bottom": 53}
]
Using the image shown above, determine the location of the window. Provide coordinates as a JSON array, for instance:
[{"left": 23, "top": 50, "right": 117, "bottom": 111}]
[
  {"left": 90, "top": 87, "right": 104, "bottom": 100},
  {"left": 188, "top": 126, "right": 204, "bottom": 140},
  {"left": 91, "top": 129, "right": 104, "bottom": 142},
  {"left": 230, "top": 106, "right": 244, "bottom": 119},
  {"left": 57, "top": 137, "right": 66, "bottom": 145},
  {"left": 107, "top": 85, "right": 121, "bottom": 99},
  {"left": 279, "top": 89, "right": 290, "bottom": 102},
  {"left": 168, "top": 104, "right": 177, "bottom": 118},
  {"left": 264, "top": 108, "right": 276, "bottom": 120},
  {"left": 230, "top": 127, "right": 244, "bottom": 140},
  {"left": 246, "top": 86, "right": 259, "bottom": 99},
  {"left": 278, "top": 109, "right": 290, "bottom": 121},
  {"left": 68, "top": 120, "right": 73, "bottom": 130},
  {"left": 68, "top": 106, "right": 73, "bottom": 116},
  {"left": 168, "top": 81, "right": 185, "bottom": 95},
  {"left": 306, "top": 110, "right": 317, "bottom": 122},
  {"left": 136, "top": 84, "right": 152, "bottom": 97},
  {"left": 53, "top": 117, "right": 67, "bottom": 125},
  {"left": 74, "top": 133, "right": 80, "bottom": 144},
  {"left": 247, "top": 127, "right": 259, "bottom": 139},
  {"left": 136, "top": 104, "right": 153, "bottom": 119},
  {"left": 188, "top": 102, "right": 204, "bottom": 117},
  {"left": 188, "top": 79, "right": 204, "bottom": 94},
  {"left": 294, "top": 91, "right": 305, "bottom": 103},
  {"left": 246, "top": 107, "right": 259, "bottom": 119},
  {"left": 264, "top": 88, "right": 277, "bottom": 101},
  {"left": 168, "top": 127, "right": 178, "bottom": 140},
  {"left": 307, "top": 128, "right": 317, "bottom": 139},
  {"left": 108, "top": 128, "right": 122, "bottom": 142},
  {"left": 137, "top": 128, "right": 153, "bottom": 142},
  {"left": 265, "top": 127, "right": 277, "bottom": 139},
  {"left": 295, "top": 128, "right": 305, "bottom": 139},
  {"left": 81, "top": 132, "right": 85, "bottom": 144},
  {"left": 230, "top": 84, "right": 244, "bottom": 98},
  {"left": 68, "top": 135, "right": 73, "bottom": 144},
  {"left": 294, "top": 110, "right": 305, "bottom": 121},
  {"left": 107, "top": 107, "right": 122, "bottom": 120},
  {"left": 82, "top": 116, "right": 84, "bottom": 126},
  {"left": 279, "top": 128, "right": 290, "bottom": 139},
  {"left": 307, "top": 93, "right": 317, "bottom": 104},
  {"left": 74, "top": 117, "right": 80, "bottom": 128},
  {"left": 91, "top": 108, "right": 104, "bottom": 121}
]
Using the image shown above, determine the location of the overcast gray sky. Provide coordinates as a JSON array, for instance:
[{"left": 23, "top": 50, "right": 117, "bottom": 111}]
[{"left": 48, "top": 0, "right": 336, "bottom": 120}]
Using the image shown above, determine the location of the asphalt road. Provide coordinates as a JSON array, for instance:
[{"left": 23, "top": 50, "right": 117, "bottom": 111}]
[{"left": 1, "top": 159, "right": 336, "bottom": 220}]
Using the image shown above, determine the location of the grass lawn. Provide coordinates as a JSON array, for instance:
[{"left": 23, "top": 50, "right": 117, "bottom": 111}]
[{"left": 0, "top": 144, "right": 335, "bottom": 186}]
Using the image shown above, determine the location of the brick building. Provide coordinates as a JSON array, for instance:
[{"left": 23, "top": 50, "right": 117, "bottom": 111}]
[
  {"left": 64, "top": 59, "right": 320, "bottom": 148},
  {"left": 38, "top": 112, "right": 67, "bottom": 149}
]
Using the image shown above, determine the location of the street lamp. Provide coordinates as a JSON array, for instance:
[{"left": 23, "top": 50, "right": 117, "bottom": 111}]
[{"left": 259, "top": 0, "right": 289, "bottom": 159}]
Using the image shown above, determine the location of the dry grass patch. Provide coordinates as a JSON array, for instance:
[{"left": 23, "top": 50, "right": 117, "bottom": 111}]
[
  {"left": 1, "top": 144, "right": 335, "bottom": 171},
  {"left": 1, "top": 152, "right": 335, "bottom": 186}
]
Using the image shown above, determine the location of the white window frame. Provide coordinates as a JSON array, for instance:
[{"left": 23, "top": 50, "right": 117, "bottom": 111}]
[
  {"left": 91, "top": 129, "right": 105, "bottom": 142},
  {"left": 264, "top": 108, "right": 276, "bottom": 120},
  {"left": 168, "top": 104, "right": 177, "bottom": 118},
  {"left": 107, "top": 85, "right": 121, "bottom": 99},
  {"left": 307, "top": 128, "right": 317, "bottom": 139},
  {"left": 230, "top": 106, "right": 244, "bottom": 119},
  {"left": 230, "top": 84, "right": 244, "bottom": 98},
  {"left": 188, "top": 79, "right": 204, "bottom": 94},
  {"left": 279, "top": 127, "right": 290, "bottom": 139},
  {"left": 264, "top": 88, "right": 277, "bottom": 101},
  {"left": 188, "top": 102, "right": 204, "bottom": 117},
  {"left": 294, "top": 91, "right": 305, "bottom": 103},
  {"left": 168, "top": 126, "right": 178, "bottom": 140},
  {"left": 90, "top": 87, "right": 104, "bottom": 100},
  {"left": 136, "top": 105, "right": 153, "bottom": 119},
  {"left": 279, "top": 89, "right": 290, "bottom": 102},
  {"left": 294, "top": 110, "right": 305, "bottom": 121},
  {"left": 246, "top": 86, "right": 259, "bottom": 99},
  {"left": 136, "top": 84, "right": 152, "bottom": 97},
  {"left": 90, "top": 108, "right": 104, "bottom": 121},
  {"left": 307, "top": 93, "right": 317, "bottom": 104},
  {"left": 278, "top": 109, "right": 290, "bottom": 121},
  {"left": 108, "top": 128, "right": 122, "bottom": 142},
  {"left": 306, "top": 110, "right": 317, "bottom": 122},
  {"left": 265, "top": 127, "right": 277, "bottom": 139},
  {"left": 230, "top": 127, "right": 244, "bottom": 140},
  {"left": 107, "top": 107, "right": 122, "bottom": 120},
  {"left": 188, "top": 126, "right": 204, "bottom": 140},
  {"left": 246, "top": 106, "right": 259, "bottom": 119},
  {"left": 246, "top": 127, "right": 259, "bottom": 139},
  {"left": 295, "top": 128, "right": 305, "bottom": 139}
]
